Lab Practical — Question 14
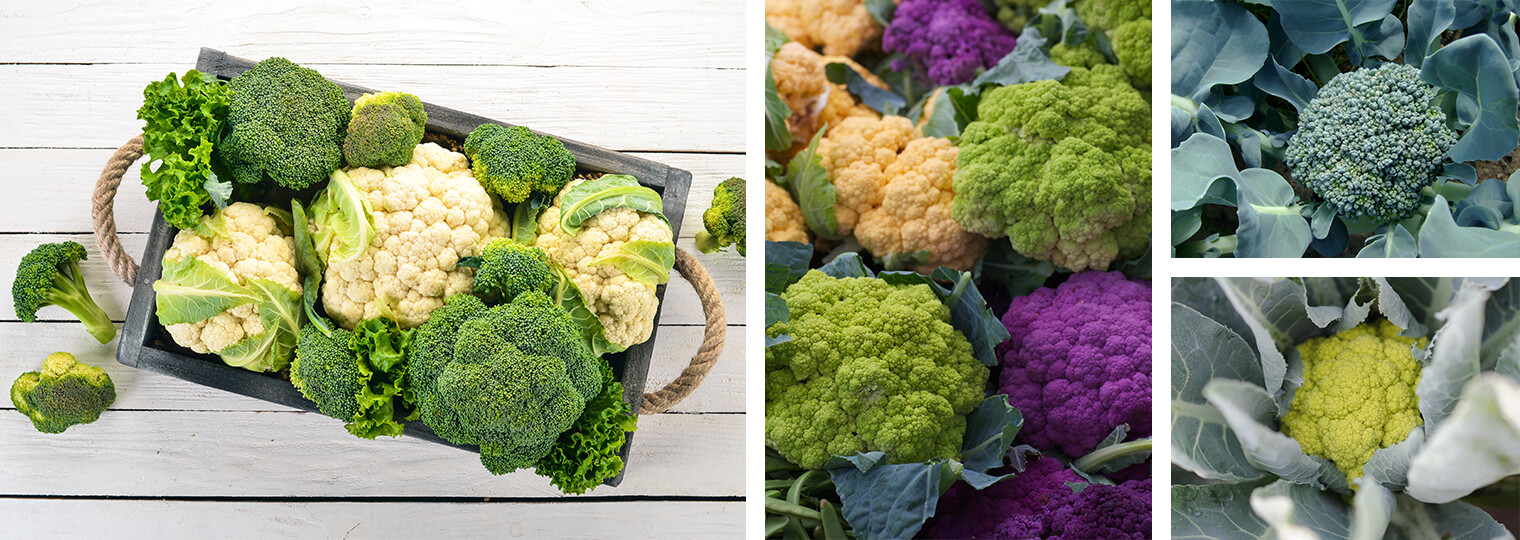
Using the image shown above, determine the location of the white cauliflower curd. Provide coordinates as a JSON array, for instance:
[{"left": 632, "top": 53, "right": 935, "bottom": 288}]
[{"left": 322, "top": 143, "right": 508, "bottom": 329}]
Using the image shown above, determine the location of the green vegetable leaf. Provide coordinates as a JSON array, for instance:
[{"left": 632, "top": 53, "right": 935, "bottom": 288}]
[
  {"left": 310, "top": 169, "right": 376, "bottom": 264},
  {"left": 971, "top": 28, "right": 1071, "bottom": 88},
  {"left": 1202, "top": 378, "right": 1349, "bottom": 493},
  {"left": 1418, "top": 195, "right": 1520, "bottom": 257},
  {"left": 784, "top": 130, "right": 839, "bottom": 239},
  {"left": 1418, "top": 283, "right": 1488, "bottom": 430},
  {"left": 1249, "top": 479, "right": 1354, "bottom": 539},
  {"left": 958, "top": 394, "right": 1022, "bottom": 475},
  {"left": 1171, "top": 481, "right": 1272, "bottom": 538},
  {"left": 1421, "top": 34, "right": 1520, "bottom": 163},
  {"left": 215, "top": 278, "right": 301, "bottom": 373},
  {"left": 351, "top": 317, "right": 412, "bottom": 375},
  {"left": 1214, "top": 277, "right": 1341, "bottom": 395},
  {"left": 764, "top": 240, "right": 813, "bottom": 294},
  {"left": 153, "top": 255, "right": 258, "bottom": 326},
  {"left": 512, "top": 200, "right": 543, "bottom": 245},
  {"left": 137, "top": 70, "right": 229, "bottom": 230},
  {"left": 290, "top": 200, "right": 331, "bottom": 337},
  {"left": 1406, "top": 373, "right": 1520, "bottom": 504},
  {"left": 551, "top": 266, "right": 625, "bottom": 356},
  {"left": 824, "top": 453, "right": 946, "bottom": 540},
  {"left": 1171, "top": 303, "right": 1268, "bottom": 482},
  {"left": 588, "top": 240, "right": 674, "bottom": 286},
  {"left": 558, "top": 174, "right": 667, "bottom": 236},
  {"left": 765, "top": 292, "right": 791, "bottom": 346},
  {"left": 1362, "top": 426, "right": 1424, "bottom": 489}
]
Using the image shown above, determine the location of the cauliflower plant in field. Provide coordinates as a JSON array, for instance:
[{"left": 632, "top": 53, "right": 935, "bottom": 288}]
[{"left": 322, "top": 143, "right": 508, "bottom": 330}]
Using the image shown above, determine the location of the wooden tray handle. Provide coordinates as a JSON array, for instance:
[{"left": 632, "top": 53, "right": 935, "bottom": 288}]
[
  {"left": 95, "top": 136, "right": 726, "bottom": 413},
  {"left": 93, "top": 135, "right": 144, "bottom": 285}
]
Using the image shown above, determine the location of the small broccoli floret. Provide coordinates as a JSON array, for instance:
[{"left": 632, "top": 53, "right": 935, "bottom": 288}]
[
  {"left": 291, "top": 317, "right": 408, "bottom": 440},
  {"left": 410, "top": 291, "right": 602, "bottom": 476},
  {"left": 218, "top": 57, "right": 351, "bottom": 189},
  {"left": 1281, "top": 319, "right": 1425, "bottom": 486},
  {"left": 12, "top": 241, "right": 115, "bottom": 344},
  {"left": 535, "top": 361, "right": 638, "bottom": 494},
  {"left": 696, "top": 177, "right": 747, "bottom": 256},
  {"left": 10, "top": 352, "right": 116, "bottom": 434},
  {"left": 463, "top": 123, "right": 576, "bottom": 204},
  {"left": 1284, "top": 64, "right": 1456, "bottom": 224},
  {"left": 765, "top": 271, "right": 989, "bottom": 469},
  {"left": 342, "top": 91, "right": 427, "bottom": 168},
  {"left": 469, "top": 238, "right": 554, "bottom": 304}
]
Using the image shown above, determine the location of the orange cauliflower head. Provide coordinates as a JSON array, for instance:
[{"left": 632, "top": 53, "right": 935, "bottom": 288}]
[{"left": 765, "top": 178, "right": 811, "bottom": 244}]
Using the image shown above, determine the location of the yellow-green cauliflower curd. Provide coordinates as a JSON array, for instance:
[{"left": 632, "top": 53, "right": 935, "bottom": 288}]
[
  {"left": 162, "top": 202, "right": 301, "bottom": 356},
  {"left": 535, "top": 178, "right": 674, "bottom": 349},
  {"left": 323, "top": 143, "right": 508, "bottom": 329},
  {"left": 1281, "top": 319, "right": 1425, "bottom": 485}
]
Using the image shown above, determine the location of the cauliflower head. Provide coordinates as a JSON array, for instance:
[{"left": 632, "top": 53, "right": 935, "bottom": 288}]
[
  {"left": 771, "top": 42, "right": 882, "bottom": 156},
  {"left": 1283, "top": 64, "right": 1456, "bottom": 224},
  {"left": 767, "top": 0, "right": 881, "bottom": 57},
  {"left": 951, "top": 66, "right": 1151, "bottom": 271},
  {"left": 163, "top": 202, "right": 301, "bottom": 355},
  {"left": 765, "top": 178, "right": 811, "bottom": 244},
  {"left": 1111, "top": 18, "right": 1151, "bottom": 88},
  {"left": 535, "top": 178, "right": 674, "bottom": 349},
  {"left": 820, "top": 116, "right": 987, "bottom": 271},
  {"left": 927, "top": 454, "right": 1150, "bottom": 540},
  {"left": 1281, "top": 319, "right": 1425, "bottom": 485},
  {"left": 997, "top": 271, "right": 1151, "bottom": 458},
  {"left": 882, "top": 0, "right": 1018, "bottom": 86},
  {"left": 765, "top": 271, "right": 989, "bottom": 469},
  {"left": 323, "top": 143, "right": 508, "bottom": 329}
]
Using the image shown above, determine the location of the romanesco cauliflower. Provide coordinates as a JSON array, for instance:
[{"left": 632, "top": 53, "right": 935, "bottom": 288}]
[
  {"left": 765, "top": 270, "right": 989, "bottom": 469},
  {"left": 1280, "top": 319, "right": 1425, "bottom": 485}
]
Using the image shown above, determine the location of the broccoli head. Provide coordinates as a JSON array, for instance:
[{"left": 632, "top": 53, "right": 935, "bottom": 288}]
[
  {"left": 290, "top": 317, "right": 408, "bottom": 439},
  {"left": 534, "top": 361, "right": 638, "bottom": 494},
  {"left": 1281, "top": 319, "right": 1424, "bottom": 485},
  {"left": 12, "top": 241, "right": 115, "bottom": 344},
  {"left": 342, "top": 91, "right": 427, "bottom": 168},
  {"left": 1284, "top": 64, "right": 1456, "bottom": 224},
  {"left": 463, "top": 123, "right": 576, "bottom": 204},
  {"left": 468, "top": 238, "right": 555, "bottom": 304},
  {"left": 10, "top": 352, "right": 116, "bottom": 434},
  {"left": 218, "top": 57, "right": 351, "bottom": 189},
  {"left": 696, "top": 177, "right": 747, "bottom": 256},
  {"left": 951, "top": 66, "right": 1151, "bottom": 271},
  {"left": 765, "top": 271, "right": 989, "bottom": 469},
  {"left": 410, "top": 291, "right": 602, "bottom": 476}
]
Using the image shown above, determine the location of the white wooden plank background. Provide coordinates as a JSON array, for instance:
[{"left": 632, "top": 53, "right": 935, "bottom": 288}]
[{"left": 0, "top": 0, "right": 746, "bottom": 537}]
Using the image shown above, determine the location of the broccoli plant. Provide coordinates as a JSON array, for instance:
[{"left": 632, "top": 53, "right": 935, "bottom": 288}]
[
  {"left": 342, "top": 91, "right": 427, "bottom": 168},
  {"left": 218, "top": 57, "right": 351, "bottom": 190},
  {"left": 1171, "top": 277, "right": 1520, "bottom": 537},
  {"left": 12, "top": 241, "right": 115, "bottom": 344},
  {"left": 9, "top": 352, "right": 116, "bottom": 434},
  {"left": 1171, "top": 0, "right": 1520, "bottom": 257},
  {"left": 462, "top": 238, "right": 556, "bottom": 305}
]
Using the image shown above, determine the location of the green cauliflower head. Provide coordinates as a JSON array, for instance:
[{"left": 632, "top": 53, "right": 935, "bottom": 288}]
[
  {"left": 10, "top": 352, "right": 116, "bottom": 434},
  {"left": 765, "top": 271, "right": 989, "bottom": 469},
  {"left": 951, "top": 66, "right": 1151, "bottom": 272},
  {"left": 1280, "top": 319, "right": 1425, "bottom": 486}
]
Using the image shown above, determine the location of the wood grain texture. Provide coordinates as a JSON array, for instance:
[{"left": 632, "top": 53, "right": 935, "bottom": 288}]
[
  {"left": 0, "top": 499, "right": 743, "bottom": 539},
  {"left": 0, "top": 0, "right": 744, "bottom": 69},
  {"left": 0, "top": 411, "right": 742, "bottom": 497},
  {"left": 0, "top": 63, "right": 742, "bottom": 152}
]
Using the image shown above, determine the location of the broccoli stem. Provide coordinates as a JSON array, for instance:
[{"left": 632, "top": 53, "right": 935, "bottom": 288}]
[
  {"left": 51, "top": 262, "right": 115, "bottom": 344},
  {"left": 694, "top": 230, "right": 722, "bottom": 254}
]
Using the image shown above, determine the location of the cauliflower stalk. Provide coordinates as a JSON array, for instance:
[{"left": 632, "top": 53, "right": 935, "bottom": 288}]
[
  {"left": 322, "top": 143, "right": 508, "bottom": 330},
  {"left": 1281, "top": 319, "right": 1425, "bottom": 486},
  {"left": 535, "top": 175, "right": 675, "bottom": 351},
  {"left": 156, "top": 202, "right": 302, "bottom": 372},
  {"left": 819, "top": 116, "right": 988, "bottom": 271}
]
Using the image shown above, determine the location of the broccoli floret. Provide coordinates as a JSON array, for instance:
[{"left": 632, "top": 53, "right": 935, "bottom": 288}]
[
  {"left": 765, "top": 271, "right": 989, "bottom": 469},
  {"left": 290, "top": 318, "right": 407, "bottom": 439},
  {"left": 469, "top": 238, "right": 554, "bottom": 304},
  {"left": 10, "top": 352, "right": 116, "bottom": 433},
  {"left": 410, "top": 291, "right": 602, "bottom": 476},
  {"left": 462, "top": 123, "right": 576, "bottom": 204},
  {"left": 1284, "top": 64, "right": 1456, "bottom": 224},
  {"left": 1111, "top": 19, "right": 1151, "bottom": 89},
  {"left": 950, "top": 66, "right": 1150, "bottom": 271},
  {"left": 12, "top": 242, "right": 115, "bottom": 344},
  {"left": 342, "top": 91, "right": 427, "bottom": 168},
  {"left": 696, "top": 177, "right": 747, "bottom": 256},
  {"left": 218, "top": 57, "right": 351, "bottom": 190},
  {"left": 535, "top": 361, "right": 638, "bottom": 494}
]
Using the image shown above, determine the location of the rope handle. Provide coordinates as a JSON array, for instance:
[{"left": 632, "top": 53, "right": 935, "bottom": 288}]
[{"left": 92, "top": 135, "right": 726, "bottom": 413}]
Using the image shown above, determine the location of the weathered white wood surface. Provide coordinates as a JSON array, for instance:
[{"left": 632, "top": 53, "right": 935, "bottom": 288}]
[
  {"left": 0, "top": 499, "right": 743, "bottom": 539},
  {"left": 0, "top": 0, "right": 746, "bottom": 536}
]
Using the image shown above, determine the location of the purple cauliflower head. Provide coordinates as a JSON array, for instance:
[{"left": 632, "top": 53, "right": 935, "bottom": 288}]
[
  {"left": 1043, "top": 479, "right": 1152, "bottom": 539},
  {"left": 997, "top": 271, "right": 1151, "bottom": 459},
  {"left": 882, "top": 0, "right": 1018, "bottom": 86},
  {"left": 922, "top": 454, "right": 1152, "bottom": 539}
]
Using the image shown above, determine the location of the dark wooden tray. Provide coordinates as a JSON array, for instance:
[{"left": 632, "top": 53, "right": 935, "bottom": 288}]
[{"left": 115, "top": 48, "right": 692, "bottom": 488}]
